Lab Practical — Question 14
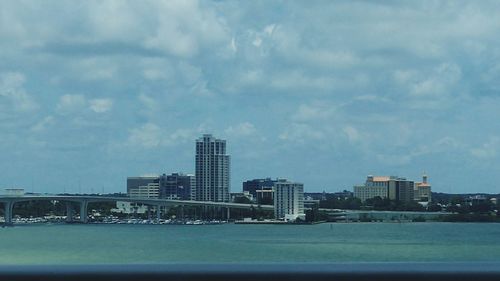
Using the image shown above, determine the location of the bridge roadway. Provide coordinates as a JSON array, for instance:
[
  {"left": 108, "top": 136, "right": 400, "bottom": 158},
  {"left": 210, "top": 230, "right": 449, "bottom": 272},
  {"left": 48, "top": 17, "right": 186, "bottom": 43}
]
[{"left": 0, "top": 195, "right": 274, "bottom": 225}]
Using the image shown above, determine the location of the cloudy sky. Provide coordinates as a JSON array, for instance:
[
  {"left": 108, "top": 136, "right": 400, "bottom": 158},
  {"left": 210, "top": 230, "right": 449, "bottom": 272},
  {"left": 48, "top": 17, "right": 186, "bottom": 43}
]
[{"left": 1, "top": 0, "right": 500, "bottom": 194}]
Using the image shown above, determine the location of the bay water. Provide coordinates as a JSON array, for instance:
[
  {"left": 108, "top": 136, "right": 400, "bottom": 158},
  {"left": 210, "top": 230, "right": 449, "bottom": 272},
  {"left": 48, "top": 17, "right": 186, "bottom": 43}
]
[{"left": 1, "top": 222, "right": 500, "bottom": 264}]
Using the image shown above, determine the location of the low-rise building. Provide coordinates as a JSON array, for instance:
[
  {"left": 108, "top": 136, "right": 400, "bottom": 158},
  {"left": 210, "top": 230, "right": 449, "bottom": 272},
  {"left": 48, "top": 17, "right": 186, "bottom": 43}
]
[
  {"left": 256, "top": 189, "right": 274, "bottom": 204},
  {"left": 231, "top": 191, "right": 253, "bottom": 202},
  {"left": 354, "top": 175, "right": 415, "bottom": 203},
  {"left": 127, "top": 176, "right": 160, "bottom": 199},
  {"left": 465, "top": 195, "right": 489, "bottom": 206},
  {"left": 112, "top": 201, "right": 150, "bottom": 214},
  {"left": 354, "top": 176, "right": 390, "bottom": 202},
  {"left": 243, "top": 178, "right": 283, "bottom": 200},
  {"left": 159, "top": 173, "right": 195, "bottom": 200},
  {"left": 243, "top": 178, "right": 295, "bottom": 204}
]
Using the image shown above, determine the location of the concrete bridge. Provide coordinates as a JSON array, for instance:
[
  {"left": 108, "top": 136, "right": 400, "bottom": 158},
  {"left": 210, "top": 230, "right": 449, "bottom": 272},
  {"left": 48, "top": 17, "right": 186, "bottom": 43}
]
[{"left": 0, "top": 195, "right": 274, "bottom": 225}]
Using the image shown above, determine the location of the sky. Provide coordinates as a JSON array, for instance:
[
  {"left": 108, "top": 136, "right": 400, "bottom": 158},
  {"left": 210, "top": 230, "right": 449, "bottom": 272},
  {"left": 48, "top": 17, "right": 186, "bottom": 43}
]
[{"left": 1, "top": 0, "right": 500, "bottom": 194}]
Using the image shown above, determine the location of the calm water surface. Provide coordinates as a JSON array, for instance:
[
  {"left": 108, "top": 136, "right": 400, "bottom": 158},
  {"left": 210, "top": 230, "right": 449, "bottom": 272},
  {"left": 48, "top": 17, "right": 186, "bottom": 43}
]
[{"left": 1, "top": 223, "right": 500, "bottom": 264}]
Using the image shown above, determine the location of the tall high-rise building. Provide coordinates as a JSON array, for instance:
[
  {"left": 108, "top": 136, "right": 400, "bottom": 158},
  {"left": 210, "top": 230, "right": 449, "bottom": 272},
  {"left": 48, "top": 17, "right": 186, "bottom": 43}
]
[{"left": 195, "top": 134, "right": 230, "bottom": 202}]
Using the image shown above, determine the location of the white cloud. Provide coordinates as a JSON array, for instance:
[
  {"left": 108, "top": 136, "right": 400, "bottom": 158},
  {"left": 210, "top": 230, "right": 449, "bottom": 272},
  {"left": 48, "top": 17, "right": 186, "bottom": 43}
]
[
  {"left": 190, "top": 80, "right": 213, "bottom": 97},
  {"left": 0, "top": 72, "right": 38, "bottom": 112},
  {"left": 178, "top": 62, "right": 202, "bottom": 83},
  {"left": 292, "top": 102, "right": 335, "bottom": 122},
  {"left": 376, "top": 153, "right": 413, "bottom": 166},
  {"left": 252, "top": 37, "right": 262, "bottom": 47},
  {"left": 176, "top": 62, "right": 213, "bottom": 96},
  {"left": 225, "top": 122, "right": 257, "bottom": 137},
  {"left": 30, "top": 116, "right": 54, "bottom": 132},
  {"left": 470, "top": 137, "right": 500, "bottom": 159},
  {"left": 127, "top": 123, "right": 197, "bottom": 148},
  {"left": 127, "top": 123, "right": 162, "bottom": 148},
  {"left": 264, "top": 24, "right": 276, "bottom": 35},
  {"left": 89, "top": 98, "right": 113, "bottom": 113},
  {"left": 56, "top": 94, "right": 86, "bottom": 114},
  {"left": 77, "top": 58, "right": 117, "bottom": 81},
  {"left": 238, "top": 69, "right": 263, "bottom": 85},
  {"left": 86, "top": 1, "right": 144, "bottom": 42},
  {"left": 138, "top": 94, "right": 158, "bottom": 111},
  {"left": 140, "top": 58, "right": 174, "bottom": 81},
  {"left": 270, "top": 70, "right": 338, "bottom": 92},
  {"left": 392, "top": 63, "right": 463, "bottom": 109},
  {"left": 343, "top": 126, "right": 360, "bottom": 142},
  {"left": 56, "top": 94, "right": 113, "bottom": 115},
  {"left": 272, "top": 25, "right": 361, "bottom": 69},
  {"left": 143, "top": 0, "right": 229, "bottom": 58},
  {"left": 279, "top": 123, "right": 325, "bottom": 142},
  {"left": 410, "top": 63, "right": 461, "bottom": 97},
  {"left": 143, "top": 69, "right": 168, "bottom": 80},
  {"left": 393, "top": 69, "right": 417, "bottom": 84},
  {"left": 434, "top": 137, "right": 462, "bottom": 150},
  {"left": 230, "top": 37, "right": 237, "bottom": 53}
]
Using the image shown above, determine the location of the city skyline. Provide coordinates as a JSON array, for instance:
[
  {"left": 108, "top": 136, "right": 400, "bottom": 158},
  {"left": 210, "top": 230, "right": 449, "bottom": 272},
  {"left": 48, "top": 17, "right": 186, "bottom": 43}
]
[
  {"left": 3, "top": 1, "right": 500, "bottom": 194},
  {"left": 0, "top": 128, "right": 485, "bottom": 195}
]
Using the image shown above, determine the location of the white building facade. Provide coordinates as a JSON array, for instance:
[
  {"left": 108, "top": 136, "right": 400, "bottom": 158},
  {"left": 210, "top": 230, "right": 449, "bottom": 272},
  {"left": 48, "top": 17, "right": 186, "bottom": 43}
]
[
  {"left": 195, "top": 134, "right": 230, "bottom": 202},
  {"left": 274, "top": 181, "right": 305, "bottom": 221},
  {"left": 354, "top": 175, "right": 416, "bottom": 203},
  {"left": 354, "top": 184, "right": 388, "bottom": 202}
]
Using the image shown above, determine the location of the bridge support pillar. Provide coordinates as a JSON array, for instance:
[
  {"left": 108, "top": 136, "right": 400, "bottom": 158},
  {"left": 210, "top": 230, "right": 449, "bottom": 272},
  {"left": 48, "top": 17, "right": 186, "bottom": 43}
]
[
  {"left": 4, "top": 201, "right": 14, "bottom": 225},
  {"left": 147, "top": 205, "right": 152, "bottom": 221},
  {"left": 66, "top": 203, "right": 74, "bottom": 223},
  {"left": 79, "top": 200, "right": 88, "bottom": 223},
  {"left": 226, "top": 207, "right": 230, "bottom": 221},
  {"left": 180, "top": 205, "right": 184, "bottom": 221}
]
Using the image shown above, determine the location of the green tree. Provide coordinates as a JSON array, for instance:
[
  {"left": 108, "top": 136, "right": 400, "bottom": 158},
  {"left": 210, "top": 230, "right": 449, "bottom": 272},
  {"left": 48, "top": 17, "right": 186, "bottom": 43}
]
[
  {"left": 470, "top": 201, "right": 494, "bottom": 214},
  {"left": 427, "top": 203, "right": 442, "bottom": 212}
]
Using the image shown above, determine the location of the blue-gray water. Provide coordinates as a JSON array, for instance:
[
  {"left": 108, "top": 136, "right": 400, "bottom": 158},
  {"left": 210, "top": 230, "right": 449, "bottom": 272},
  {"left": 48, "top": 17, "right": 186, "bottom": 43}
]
[{"left": 1, "top": 223, "right": 500, "bottom": 264}]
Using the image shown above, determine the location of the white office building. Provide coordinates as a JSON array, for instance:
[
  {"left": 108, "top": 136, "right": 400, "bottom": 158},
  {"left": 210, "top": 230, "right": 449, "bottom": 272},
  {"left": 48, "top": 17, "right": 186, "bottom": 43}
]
[{"left": 274, "top": 181, "right": 305, "bottom": 221}]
